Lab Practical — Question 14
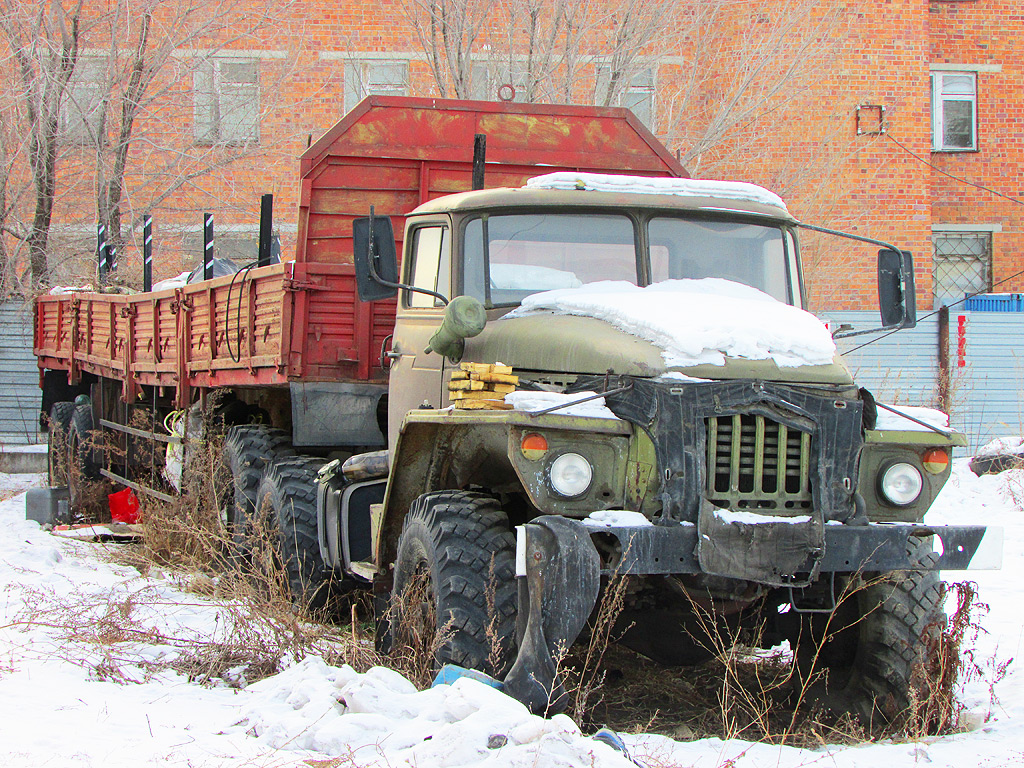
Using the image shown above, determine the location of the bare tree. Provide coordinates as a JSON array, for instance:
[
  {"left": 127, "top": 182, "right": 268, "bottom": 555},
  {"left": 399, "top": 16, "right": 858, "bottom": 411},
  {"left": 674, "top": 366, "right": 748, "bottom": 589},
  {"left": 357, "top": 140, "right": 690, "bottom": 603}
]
[
  {"left": 659, "top": 0, "right": 847, "bottom": 173},
  {"left": 0, "top": 0, "right": 86, "bottom": 288},
  {"left": 0, "top": 0, "right": 318, "bottom": 291},
  {"left": 402, "top": 0, "right": 497, "bottom": 98}
]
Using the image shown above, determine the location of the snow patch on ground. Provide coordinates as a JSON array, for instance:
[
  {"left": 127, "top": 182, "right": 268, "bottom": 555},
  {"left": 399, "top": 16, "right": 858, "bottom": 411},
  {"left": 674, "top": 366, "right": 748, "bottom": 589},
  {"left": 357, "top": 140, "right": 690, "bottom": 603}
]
[
  {"left": 507, "top": 280, "right": 837, "bottom": 368},
  {"left": 2, "top": 456, "right": 1024, "bottom": 767},
  {"left": 977, "top": 435, "right": 1024, "bottom": 457},
  {"left": 525, "top": 172, "right": 789, "bottom": 211}
]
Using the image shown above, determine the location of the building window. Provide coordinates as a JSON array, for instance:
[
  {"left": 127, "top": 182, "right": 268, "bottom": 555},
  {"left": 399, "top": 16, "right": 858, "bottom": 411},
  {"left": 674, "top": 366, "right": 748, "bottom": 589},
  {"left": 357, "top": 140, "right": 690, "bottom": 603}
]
[
  {"left": 931, "top": 71, "right": 976, "bottom": 151},
  {"left": 344, "top": 61, "right": 408, "bottom": 113},
  {"left": 63, "top": 56, "right": 107, "bottom": 144},
  {"left": 194, "top": 58, "right": 260, "bottom": 145},
  {"left": 595, "top": 66, "right": 655, "bottom": 129},
  {"left": 470, "top": 61, "right": 531, "bottom": 102},
  {"left": 933, "top": 231, "right": 991, "bottom": 305}
]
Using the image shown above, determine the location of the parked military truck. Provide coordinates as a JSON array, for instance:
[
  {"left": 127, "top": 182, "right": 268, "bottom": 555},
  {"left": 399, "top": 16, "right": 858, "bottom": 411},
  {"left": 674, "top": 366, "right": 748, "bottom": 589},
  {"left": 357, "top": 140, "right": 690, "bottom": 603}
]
[
  {"left": 34, "top": 97, "right": 999, "bottom": 724},
  {"left": 335, "top": 171, "right": 1000, "bottom": 721}
]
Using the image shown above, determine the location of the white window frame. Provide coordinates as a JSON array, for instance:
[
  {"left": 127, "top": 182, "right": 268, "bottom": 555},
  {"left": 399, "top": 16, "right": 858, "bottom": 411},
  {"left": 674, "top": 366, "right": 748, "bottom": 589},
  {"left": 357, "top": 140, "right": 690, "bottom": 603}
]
[
  {"left": 193, "top": 57, "right": 261, "bottom": 146},
  {"left": 62, "top": 55, "right": 108, "bottom": 145},
  {"left": 930, "top": 71, "right": 977, "bottom": 152},
  {"left": 594, "top": 64, "right": 656, "bottom": 129},
  {"left": 469, "top": 60, "right": 532, "bottom": 103},
  {"left": 344, "top": 60, "right": 409, "bottom": 113}
]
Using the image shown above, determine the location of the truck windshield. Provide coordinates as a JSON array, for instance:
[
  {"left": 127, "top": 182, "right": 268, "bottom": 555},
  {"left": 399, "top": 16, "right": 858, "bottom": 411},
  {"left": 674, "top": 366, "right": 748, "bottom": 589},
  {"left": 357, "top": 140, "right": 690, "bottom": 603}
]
[
  {"left": 648, "top": 218, "right": 793, "bottom": 304},
  {"left": 464, "top": 214, "right": 637, "bottom": 306},
  {"left": 463, "top": 212, "right": 794, "bottom": 307}
]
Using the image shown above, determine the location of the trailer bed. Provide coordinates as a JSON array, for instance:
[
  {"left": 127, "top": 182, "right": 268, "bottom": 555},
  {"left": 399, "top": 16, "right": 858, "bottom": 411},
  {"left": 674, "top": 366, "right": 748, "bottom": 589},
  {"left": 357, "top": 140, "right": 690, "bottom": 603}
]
[{"left": 35, "top": 97, "right": 685, "bottom": 407}]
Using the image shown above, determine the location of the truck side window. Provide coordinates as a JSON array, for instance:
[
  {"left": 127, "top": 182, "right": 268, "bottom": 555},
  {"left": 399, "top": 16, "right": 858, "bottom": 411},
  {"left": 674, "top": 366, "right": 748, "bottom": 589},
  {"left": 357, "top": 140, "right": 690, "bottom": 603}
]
[{"left": 406, "top": 226, "right": 450, "bottom": 308}]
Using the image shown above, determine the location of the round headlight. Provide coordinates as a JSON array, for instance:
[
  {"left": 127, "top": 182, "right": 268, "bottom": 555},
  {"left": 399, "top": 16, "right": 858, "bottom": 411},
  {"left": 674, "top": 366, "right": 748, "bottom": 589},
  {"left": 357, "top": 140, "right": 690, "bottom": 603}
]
[
  {"left": 549, "top": 453, "right": 593, "bottom": 497},
  {"left": 880, "top": 462, "right": 923, "bottom": 506}
]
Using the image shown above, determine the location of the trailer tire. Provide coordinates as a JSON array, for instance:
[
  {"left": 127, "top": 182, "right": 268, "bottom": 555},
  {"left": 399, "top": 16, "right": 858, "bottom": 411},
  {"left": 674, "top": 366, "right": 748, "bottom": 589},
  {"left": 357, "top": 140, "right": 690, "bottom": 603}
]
[
  {"left": 46, "top": 401, "right": 76, "bottom": 487},
  {"left": 67, "top": 403, "right": 101, "bottom": 515},
  {"left": 389, "top": 491, "right": 518, "bottom": 677},
  {"left": 220, "top": 425, "right": 294, "bottom": 550},
  {"left": 255, "top": 456, "right": 329, "bottom": 608},
  {"left": 798, "top": 540, "right": 944, "bottom": 728}
]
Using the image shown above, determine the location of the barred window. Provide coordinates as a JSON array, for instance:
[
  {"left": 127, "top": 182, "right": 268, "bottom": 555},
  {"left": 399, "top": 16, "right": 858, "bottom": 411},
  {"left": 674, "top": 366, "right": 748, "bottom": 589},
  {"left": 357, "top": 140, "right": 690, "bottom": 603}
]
[{"left": 932, "top": 231, "right": 991, "bottom": 305}]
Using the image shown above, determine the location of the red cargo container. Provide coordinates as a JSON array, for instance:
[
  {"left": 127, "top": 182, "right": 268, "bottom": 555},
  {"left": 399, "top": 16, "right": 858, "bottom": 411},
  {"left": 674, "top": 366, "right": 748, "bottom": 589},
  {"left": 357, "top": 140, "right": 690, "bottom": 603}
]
[{"left": 35, "top": 97, "right": 684, "bottom": 410}]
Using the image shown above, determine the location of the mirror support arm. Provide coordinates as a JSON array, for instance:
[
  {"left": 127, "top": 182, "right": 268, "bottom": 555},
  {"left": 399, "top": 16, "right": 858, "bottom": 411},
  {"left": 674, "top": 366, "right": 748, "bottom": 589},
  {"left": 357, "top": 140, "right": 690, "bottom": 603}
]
[
  {"left": 798, "top": 222, "right": 914, "bottom": 339},
  {"left": 798, "top": 223, "right": 903, "bottom": 256}
]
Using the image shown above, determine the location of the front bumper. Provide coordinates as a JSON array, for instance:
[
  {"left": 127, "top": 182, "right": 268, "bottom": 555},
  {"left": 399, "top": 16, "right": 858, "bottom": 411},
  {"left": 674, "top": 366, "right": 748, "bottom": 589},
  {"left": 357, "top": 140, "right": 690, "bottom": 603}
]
[
  {"left": 576, "top": 520, "right": 1002, "bottom": 575},
  {"left": 501, "top": 515, "right": 999, "bottom": 714}
]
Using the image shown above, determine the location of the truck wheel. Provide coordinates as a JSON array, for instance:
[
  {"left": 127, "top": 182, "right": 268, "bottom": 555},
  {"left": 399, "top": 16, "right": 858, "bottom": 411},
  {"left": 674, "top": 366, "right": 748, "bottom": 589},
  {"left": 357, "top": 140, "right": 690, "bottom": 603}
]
[
  {"left": 389, "top": 491, "right": 518, "bottom": 677},
  {"left": 255, "top": 456, "right": 328, "bottom": 607},
  {"left": 67, "top": 403, "right": 101, "bottom": 515},
  {"left": 46, "top": 402, "right": 76, "bottom": 487},
  {"left": 798, "top": 541, "right": 944, "bottom": 727},
  {"left": 219, "top": 425, "right": 294, "bottom": 550}
]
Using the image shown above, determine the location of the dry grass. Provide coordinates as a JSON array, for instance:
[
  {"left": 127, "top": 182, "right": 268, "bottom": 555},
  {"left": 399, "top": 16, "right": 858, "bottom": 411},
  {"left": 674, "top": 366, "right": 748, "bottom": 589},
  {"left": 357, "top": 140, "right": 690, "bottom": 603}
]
[{"left": 39, "top": 413, "right": 1007, "bottom": 743}]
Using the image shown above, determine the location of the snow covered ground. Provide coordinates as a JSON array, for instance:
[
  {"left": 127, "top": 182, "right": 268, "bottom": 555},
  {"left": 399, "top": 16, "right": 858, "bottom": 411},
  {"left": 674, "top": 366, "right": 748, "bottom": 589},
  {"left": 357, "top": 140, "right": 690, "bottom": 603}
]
[{"left": 1, "top": 460, "right": 1022, "bottom": 768}]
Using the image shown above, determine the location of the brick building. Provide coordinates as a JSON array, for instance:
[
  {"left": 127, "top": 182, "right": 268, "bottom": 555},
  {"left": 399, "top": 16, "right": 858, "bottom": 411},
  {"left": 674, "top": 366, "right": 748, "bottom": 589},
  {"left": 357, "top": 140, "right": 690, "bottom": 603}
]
[{"left": 8, "top": 0, "right": 1023, "bottom": 312}]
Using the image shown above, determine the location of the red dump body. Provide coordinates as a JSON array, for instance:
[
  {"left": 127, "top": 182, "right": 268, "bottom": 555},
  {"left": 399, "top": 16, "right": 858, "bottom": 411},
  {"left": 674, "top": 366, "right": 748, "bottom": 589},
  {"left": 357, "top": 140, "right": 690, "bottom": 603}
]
[{"left": 34, "top": 97, "right": 684, "bottom": 405}]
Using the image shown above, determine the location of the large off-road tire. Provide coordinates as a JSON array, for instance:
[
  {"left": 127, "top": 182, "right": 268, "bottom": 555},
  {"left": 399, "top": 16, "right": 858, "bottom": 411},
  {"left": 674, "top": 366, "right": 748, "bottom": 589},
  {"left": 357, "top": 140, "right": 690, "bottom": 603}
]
[
  {"left": 389, "top": 491, "right": 518, "bottom": 677},
  {"left": 255, "top": 456, "right": 328, "bottom": 607},
  {"left": 798, "top": 541, "right": 944, "bottom": 727},
  {"left": 67, "top": 403, "right": 101, "bottom": 516},
  {"left": 219, "top": 425, "right": 294, "bottom": 549},
  {"left": 46, "top": 401, "right": 76, "bottom": 487}
]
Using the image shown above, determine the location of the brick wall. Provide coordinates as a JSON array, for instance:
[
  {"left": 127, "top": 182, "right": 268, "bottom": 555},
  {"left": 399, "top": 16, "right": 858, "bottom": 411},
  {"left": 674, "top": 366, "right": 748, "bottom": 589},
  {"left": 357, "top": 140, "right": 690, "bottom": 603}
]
[{"left": 8, "top": 0, "right": 1021, "bottom": 311}]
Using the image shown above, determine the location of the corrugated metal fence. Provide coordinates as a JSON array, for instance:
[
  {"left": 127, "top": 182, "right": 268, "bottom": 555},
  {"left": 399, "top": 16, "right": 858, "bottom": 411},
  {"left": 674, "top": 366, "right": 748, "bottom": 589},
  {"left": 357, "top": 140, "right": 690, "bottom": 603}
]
[
  {"left": 0, "top": 300, "right": 41, "bottom": 446},
  {"left": 1, "top": 297, "right": 1021, "bottom": 452},
  {"left": 824, "top": 309, "right": 1024, "bottom": 452}
]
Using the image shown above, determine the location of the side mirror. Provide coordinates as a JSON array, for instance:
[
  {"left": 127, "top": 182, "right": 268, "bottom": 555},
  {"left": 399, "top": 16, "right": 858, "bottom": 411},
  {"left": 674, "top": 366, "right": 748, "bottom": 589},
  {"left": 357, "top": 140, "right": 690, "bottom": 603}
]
[
  {"left": 425, "top": 296, "right": 487, "bottom": 362},
  {"left": 878, "top": 249, "right": 917, "bottom": 330},
  {"left": 353, "top": 214, "right": 399, "bottom": 302}
]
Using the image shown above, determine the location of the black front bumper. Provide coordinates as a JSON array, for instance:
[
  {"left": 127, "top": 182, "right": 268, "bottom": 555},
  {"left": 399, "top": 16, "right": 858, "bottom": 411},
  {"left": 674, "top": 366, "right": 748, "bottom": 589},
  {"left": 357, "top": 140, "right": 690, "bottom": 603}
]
[{"left": 583, "top": 520, "right": 1001, "bottom": 575}]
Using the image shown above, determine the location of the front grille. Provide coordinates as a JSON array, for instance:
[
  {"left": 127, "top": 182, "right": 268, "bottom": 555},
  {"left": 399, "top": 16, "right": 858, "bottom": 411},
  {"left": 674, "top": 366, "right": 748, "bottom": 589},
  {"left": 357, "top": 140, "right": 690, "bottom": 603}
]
[{"left": 706, "top": 414, "right": 813, "bottom": 510}]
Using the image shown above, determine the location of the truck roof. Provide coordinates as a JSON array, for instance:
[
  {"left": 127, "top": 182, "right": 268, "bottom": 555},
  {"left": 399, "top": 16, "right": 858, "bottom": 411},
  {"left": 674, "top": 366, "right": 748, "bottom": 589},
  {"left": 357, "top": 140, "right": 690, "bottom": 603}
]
[{"left": 409, "top": 185, "right": 798, "bottom": 223}]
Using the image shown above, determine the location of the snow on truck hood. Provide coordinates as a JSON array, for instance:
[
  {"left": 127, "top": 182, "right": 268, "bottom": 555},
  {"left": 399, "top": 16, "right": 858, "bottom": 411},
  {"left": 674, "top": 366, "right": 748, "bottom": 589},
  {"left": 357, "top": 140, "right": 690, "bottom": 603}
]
[
  {"left": 506, "top": 280, "right": 837, "bottom": 368},
  {"left": 526, "top": 172, "right": 789, "bottom": 212}
]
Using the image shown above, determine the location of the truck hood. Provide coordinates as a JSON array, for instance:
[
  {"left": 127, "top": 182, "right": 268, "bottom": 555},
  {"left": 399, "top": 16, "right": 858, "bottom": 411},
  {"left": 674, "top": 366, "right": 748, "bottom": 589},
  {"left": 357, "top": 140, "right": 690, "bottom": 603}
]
[{"left": 466, "top": 313, "right": 854, "bottom": 385}]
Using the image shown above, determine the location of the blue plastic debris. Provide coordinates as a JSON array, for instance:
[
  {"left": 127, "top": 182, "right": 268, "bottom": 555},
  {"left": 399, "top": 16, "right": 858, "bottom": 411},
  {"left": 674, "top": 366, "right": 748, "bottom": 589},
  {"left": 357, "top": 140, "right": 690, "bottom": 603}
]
[
  {"left": 592, "top": 728, "right": 646, "bottom": 766},
  {"left": 431, "top": 664, "right": 504, "bottom": 689}
]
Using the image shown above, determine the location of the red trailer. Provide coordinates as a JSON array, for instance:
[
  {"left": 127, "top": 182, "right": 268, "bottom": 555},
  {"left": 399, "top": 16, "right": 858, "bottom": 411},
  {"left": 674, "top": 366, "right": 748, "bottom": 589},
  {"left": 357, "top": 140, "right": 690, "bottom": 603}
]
[{"left": 33, "top": 97, "right": 684, "bottom": 498}]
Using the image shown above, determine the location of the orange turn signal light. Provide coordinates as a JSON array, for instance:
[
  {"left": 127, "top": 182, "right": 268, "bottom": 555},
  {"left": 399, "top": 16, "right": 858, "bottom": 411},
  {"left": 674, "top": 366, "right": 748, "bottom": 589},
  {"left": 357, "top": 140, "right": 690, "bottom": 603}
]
[
  {"left": 921, "top": 448, "right": 949, "bottom": 474},
  {"left": 521, "top": 433, "right": 549, "bottom": 460}
]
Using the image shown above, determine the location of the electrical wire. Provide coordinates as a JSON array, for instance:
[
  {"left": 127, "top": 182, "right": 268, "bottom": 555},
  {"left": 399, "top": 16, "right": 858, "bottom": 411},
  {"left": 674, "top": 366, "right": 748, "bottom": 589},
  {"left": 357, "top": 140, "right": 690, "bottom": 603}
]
[
  {"left": 885, "top": 133, "right": 1024, "bottom": 209},
  {"left": 224, "top": 261, "right": 258, "bottom": 363},
  {"left": 842, "top": 264, "right": 1024, "bottom": 355},
  {"left": 838, "top": 132, "right": 1024, "bottom": 354}
]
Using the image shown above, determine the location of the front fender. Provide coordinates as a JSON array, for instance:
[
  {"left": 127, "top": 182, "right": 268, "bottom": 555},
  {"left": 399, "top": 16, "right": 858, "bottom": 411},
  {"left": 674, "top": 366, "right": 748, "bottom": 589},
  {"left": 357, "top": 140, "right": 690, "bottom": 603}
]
[{"left": 375, "top": 409, "right": 632, "bottom": 569}]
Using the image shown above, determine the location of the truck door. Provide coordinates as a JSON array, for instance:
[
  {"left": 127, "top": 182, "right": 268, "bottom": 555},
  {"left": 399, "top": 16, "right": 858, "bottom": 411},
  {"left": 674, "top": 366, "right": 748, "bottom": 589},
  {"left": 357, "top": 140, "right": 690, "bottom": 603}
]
[{"left": 387, "top": 222, "right": 451, "bottom": 450}]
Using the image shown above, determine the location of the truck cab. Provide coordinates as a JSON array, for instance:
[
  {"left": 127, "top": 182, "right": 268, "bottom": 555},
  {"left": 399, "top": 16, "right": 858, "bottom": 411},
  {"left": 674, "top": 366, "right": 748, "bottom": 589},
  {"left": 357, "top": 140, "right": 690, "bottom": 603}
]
[{"left": 334, "top": 172, "right": 997, "bottom": 721}]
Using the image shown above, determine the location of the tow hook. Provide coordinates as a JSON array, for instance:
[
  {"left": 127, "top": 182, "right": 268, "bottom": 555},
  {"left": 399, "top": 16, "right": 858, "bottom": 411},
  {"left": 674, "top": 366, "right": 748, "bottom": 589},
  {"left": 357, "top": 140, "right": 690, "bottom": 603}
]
[{"left": 503, "top": 516, "right": 600, "bottom": 713}]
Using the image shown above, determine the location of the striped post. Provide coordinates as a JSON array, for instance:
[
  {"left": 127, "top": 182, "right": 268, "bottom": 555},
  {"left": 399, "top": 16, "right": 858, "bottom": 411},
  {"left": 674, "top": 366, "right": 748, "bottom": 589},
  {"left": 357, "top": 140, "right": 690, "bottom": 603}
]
[
  {"left": 143, "top": 214, "right": 153, "bottom": 292},
  {"left": 203, "top": 213, "right": 213, "bottom": 280},
  {"left": 97, "top": 223, "right": 108, "bottom": 285}
]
